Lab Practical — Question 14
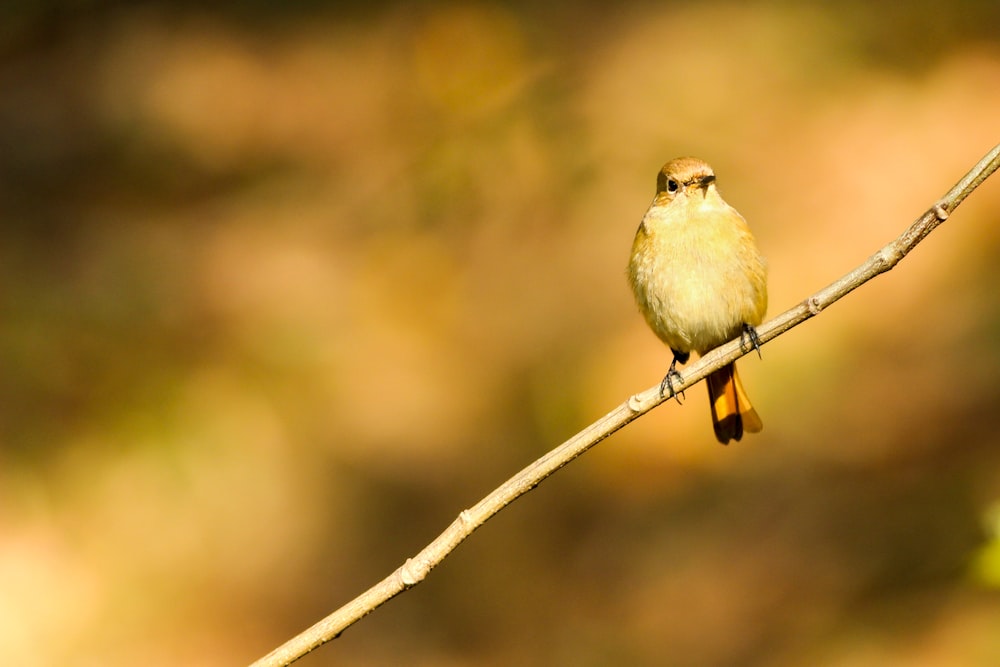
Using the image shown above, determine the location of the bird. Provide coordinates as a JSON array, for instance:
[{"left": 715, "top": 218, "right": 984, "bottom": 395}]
[{"left": 627, "top": 157, "right": 767, "bottom": 444}]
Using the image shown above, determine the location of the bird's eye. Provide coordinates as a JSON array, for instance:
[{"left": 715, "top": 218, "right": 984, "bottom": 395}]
[{"left": 666, "top": 179, "right": 679, "bottom": 193}]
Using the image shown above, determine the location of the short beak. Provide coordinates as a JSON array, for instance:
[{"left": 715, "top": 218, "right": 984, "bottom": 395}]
[{"left": 696, "top": 174, "right": 715, "bottom": 197}]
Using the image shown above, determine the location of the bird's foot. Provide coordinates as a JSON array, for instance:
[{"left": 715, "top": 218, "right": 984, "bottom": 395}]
[
  {"left": 659, "top": 360, "right": 686, "bottom": 403},
  {"left": 741, "top": 324, "right": 762, "bottom": 359}
]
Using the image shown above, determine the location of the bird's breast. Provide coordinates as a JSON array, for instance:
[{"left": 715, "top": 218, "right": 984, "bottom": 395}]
[{"left": 628, "top": 202, "right": 766, "bottom": 354}]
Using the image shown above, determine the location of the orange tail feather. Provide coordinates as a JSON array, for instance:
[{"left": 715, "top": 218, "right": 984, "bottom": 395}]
[{"left": 706, "top": 362, "right": 762, "bottom": 445}]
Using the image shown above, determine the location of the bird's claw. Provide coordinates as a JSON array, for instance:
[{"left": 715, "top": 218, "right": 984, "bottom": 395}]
[
  {"left": 659, "top": 368, "right": 685, "bottom": 404},
  {"left": 741, "top": 324, "right": 762, "bottom": 359}
]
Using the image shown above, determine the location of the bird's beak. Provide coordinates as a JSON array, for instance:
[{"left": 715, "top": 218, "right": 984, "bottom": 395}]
[{"left": 696, "top": 174, "right": 715, "bottom": 197}]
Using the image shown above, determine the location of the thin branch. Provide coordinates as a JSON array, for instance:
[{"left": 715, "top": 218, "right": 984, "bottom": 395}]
[{"left": 251, "top": 143, "right": 1000, "bottom": 667}]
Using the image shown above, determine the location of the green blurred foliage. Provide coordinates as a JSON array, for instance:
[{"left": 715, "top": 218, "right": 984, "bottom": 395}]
[{"left": 1, "top": 1, "right": 1000, "bottom": 665}]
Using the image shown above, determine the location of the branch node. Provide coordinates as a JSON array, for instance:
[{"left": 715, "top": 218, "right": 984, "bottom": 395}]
[
  {"left": 458, "top": 509, "right": 474, "bottom": 528},
  {"left": 877, "top": 245, "right": 903, "bottom": 272},
  {"left": 399, "top": 558, "right": 421, "bottom": 587},
  {"left": 807, "top": 296, "right": 822, "bottom": 315},
  {"left": 933, "top": 203, "right": 950, "bottom": 221},
  {"left": 627, "top": 394, "right": 644, "bottom": 412}
]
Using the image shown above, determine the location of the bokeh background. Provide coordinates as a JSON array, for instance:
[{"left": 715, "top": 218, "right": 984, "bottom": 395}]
[{"left": 2, "top": 1, "right": 1000, "bottom": 665}]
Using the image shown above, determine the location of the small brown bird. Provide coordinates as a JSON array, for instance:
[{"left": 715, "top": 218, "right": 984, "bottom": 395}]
[{"left": 627, "top": 157, "right": 767, "bottom": 444}]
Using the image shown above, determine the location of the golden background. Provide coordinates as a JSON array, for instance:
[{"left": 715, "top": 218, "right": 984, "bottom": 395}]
[{"left": 2, "top": 2, "right": 1000, "bottom": 665}]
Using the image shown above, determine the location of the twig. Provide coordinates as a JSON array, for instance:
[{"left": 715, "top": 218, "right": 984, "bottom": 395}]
[{"left": 250, "top": 143, "right": 1000, "bottom": 667}]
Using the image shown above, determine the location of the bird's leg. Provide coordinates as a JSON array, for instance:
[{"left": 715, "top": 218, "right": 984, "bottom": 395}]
[
  {"left": 740, "top": 323, "right": 762, "bottom": 359},
  {"left": 659, "top": 350, "right": 689, "bottom": 403}
]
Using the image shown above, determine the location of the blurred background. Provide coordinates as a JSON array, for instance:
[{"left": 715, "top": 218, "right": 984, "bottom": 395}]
[{"left": 1, "top": 1, "right": 999, "bottom": 665}]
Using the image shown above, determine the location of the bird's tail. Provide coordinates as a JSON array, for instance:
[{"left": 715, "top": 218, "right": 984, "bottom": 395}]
[{"left": 706, "top": 362, "right": 762, "bottom": 445}]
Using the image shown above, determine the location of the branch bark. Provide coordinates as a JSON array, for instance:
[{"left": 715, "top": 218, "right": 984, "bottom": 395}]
[{"left": 250, "top": 143, "right": 1000, "bottom": 667}]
